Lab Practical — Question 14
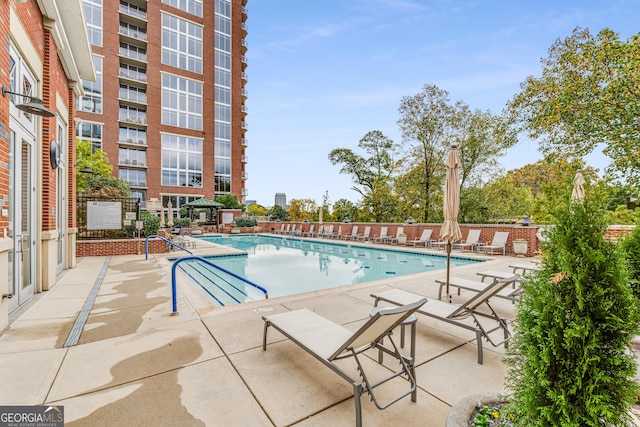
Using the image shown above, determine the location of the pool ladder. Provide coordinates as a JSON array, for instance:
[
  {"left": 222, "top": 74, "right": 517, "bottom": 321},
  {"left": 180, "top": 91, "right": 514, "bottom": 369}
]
[{"left": 170, "top": 256, "right": 268, "bottom": 315}]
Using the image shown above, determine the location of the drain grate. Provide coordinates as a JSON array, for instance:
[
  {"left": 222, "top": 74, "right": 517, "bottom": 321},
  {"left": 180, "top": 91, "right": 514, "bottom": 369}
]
[{"left": 63, "top": 257, "right": 111, "bottom": 348}]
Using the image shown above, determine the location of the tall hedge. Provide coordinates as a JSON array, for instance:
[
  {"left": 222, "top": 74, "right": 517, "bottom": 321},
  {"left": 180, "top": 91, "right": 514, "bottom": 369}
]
[{"left": 505, "top": 196, "right": 640, "bottom": 426}]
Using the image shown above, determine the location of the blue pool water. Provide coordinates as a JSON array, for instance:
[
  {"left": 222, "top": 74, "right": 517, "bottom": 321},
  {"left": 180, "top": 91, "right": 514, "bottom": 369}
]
[{"left": 187, "top": 235, "right": 481, "bottom": 303}]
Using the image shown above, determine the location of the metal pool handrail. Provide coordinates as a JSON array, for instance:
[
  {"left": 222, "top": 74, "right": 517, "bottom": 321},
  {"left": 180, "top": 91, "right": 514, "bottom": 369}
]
[
  {"left": 170, "top": 255, "right": 268, "bottom": 315},
  {"left": 145, "top": 235, "right": 193, "bottom": 259}
]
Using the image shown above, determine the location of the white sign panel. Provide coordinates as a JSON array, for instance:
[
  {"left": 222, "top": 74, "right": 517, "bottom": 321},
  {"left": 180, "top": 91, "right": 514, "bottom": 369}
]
[{"left": 87, "top": 201, "right": 122, "bottom": 230}]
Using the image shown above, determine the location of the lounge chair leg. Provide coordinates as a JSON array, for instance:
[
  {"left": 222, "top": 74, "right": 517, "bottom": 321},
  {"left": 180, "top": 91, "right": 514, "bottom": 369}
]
[
  {"left": 353, "top": 382, "right": 363, "bottom": 427},
  {"left": 476, "top": 330, "right": 484, "bottom": 364},
  {"left": 262, "top": 321, "right": 269, "bottom": 351}
]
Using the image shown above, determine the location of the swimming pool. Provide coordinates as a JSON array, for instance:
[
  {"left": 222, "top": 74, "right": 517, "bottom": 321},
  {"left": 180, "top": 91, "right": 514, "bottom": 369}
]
[{"left": 185, "top": 235, "right": 482, "bottom": 304}]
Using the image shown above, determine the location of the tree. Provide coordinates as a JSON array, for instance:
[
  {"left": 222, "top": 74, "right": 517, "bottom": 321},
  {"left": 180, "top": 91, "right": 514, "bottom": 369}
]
[
  {"left": 76, "top": 139, "right": 113, "bottom": 193},
  {"left": 506, "top": 194, "right": 640, "bottom": 426},
  {"left": 332, "top": 198, "right": 357, "bottom": 222},
  {"left": 509, "top": 27, "right": 640, "bottom": 185},
  {"left": 397, "top": 85, "right": 453, "bottom": 222},
  {"left": 268, "top": 205, "right": 289, "bottom": 221},
  {"left": 288, "top": 198, "right": 317, "bottom": 222},
  {"left": 397, "top": 84, "right": 516, "bottom": 222},
  {"left": 246, "top": 203, "right": 268, "bottom": 217},
  {"left": 215, "top": 194, "right": 244, "bottom": 211},
  {"left": 329, "top": 130, "right": 399, "bottom": 222}
]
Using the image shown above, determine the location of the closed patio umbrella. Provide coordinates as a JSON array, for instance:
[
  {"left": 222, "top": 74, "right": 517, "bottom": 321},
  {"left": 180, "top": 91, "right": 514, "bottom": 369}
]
[
  {"left": 571, "top": 169, "right": 585, "bottom": 202},
  {"left": 441, "top": 145, "right": 463, "bottom": 301}
]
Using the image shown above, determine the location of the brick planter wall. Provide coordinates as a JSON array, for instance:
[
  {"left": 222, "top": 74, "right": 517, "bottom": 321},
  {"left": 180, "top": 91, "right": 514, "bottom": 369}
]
[{"left": 77, "top": 239, "right": 166, "bottom": 257}]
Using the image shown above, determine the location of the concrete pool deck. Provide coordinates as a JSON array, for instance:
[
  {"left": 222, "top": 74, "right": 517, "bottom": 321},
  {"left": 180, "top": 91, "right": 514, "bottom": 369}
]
[{"left": 0, "top": 236, "right": 544, "bottom": 425}]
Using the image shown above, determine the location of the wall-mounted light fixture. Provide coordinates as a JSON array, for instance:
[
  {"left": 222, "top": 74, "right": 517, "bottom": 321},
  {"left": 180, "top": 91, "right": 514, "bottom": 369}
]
[{"left": 2, "top": 85, "right": 54, "bottom": 117}]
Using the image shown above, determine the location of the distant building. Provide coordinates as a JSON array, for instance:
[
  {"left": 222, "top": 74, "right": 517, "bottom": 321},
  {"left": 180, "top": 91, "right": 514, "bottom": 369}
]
[
  {"left": 245, "top": 200, "right": 256, "bottom": 206},
  {"left": 274, "top": 193, "right": 287, "bottom": 209}
]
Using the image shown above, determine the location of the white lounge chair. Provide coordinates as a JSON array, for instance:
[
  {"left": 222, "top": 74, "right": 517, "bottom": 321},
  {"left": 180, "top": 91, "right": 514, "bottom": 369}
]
[
  {"left": 345, "top": 225, "right": 359, "bottom": 240},
  {"left": 357, "top": 226, "right": 372, "bottom": 242},
  {"left": 371, "top": 275, "right": 518, "bottom": 364},
  {"left": 373, "top": 226, "right": 388, "bottom": 243},
  {"left": 302, "top": 224, "right": 315, "bottom": 237},
  {"left": 262, "top": 298, "right": 427, "bottom": 427},
  {"left": 386, "top": 227, "right": 404, "bottom": 245},
  {"left": 452, "top": 229, "right": 481, "bottom": 252},
  {"left": 406, "top": 229, "right": 434, "bottom": 247},
  {"left": 321, "top": 225, "right": 334, "bottom": 238},
  {"left": 478, "top": 231, "right": 510, "bottom": 255}
]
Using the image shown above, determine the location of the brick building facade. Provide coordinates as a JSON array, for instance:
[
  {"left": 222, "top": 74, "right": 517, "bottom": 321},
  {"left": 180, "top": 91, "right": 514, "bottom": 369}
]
[{"left": 75, "top": 0, "right": 248, "bottom": 222}]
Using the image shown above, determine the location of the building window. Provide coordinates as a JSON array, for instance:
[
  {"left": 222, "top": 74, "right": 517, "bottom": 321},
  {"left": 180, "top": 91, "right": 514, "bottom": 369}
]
[
  {"left": 162, "top": 0, "right": 203, "bottom": 18},
  {"left": 161, "top": 13, "right": 203, "bottom": 74},
  {"left": 119, "top": 105, "right": 147, "bottom": 125},
  {"left": 215, "top": 68, "right": 231, "bottom": 87},
  {"left": 78, "top": 56, "right": 102, "bottom": 114},
  {"left": 119, "top": 84, "right": 147, "bottom": 104},
  {"left": 119, "top": 168, "right": 146, "bottom": 187},
  {"left": 214, "top": 51, "right": 231, "bottom": 70},
  {"left": 83, "top": 0, "right": 103, "bottom": 47},
  {"left": 119, "top": 148, "right": 146, "bottom": 166},
  {"left": 119, "top": 63, "right": 147, "bottom": 83},
  {"left": 131, "top": 189, "right": 147, "bottom": 207},
  {"left": 119, "top": 127, "right": 146, "bottom": 145},
  {"left": 214, "top": 33, "right": 231, "bottom": 53},
  {"left": 215, "top": 176, "right": 231, "bottom": 193},
  {"left": 161, "top": 133, "right": 203, "bottom": 187},
  {"left": 161, "top": 74, "right": 203, "bottom": 130},
  {"left": 215, "top": 0, "right": 230, "bottom": 17},
  {"left": 215, "top": 14, "right": 231, "bottom": 36},
  {"left": 77, "top": 122, "right": 103, "bottom": 151}
]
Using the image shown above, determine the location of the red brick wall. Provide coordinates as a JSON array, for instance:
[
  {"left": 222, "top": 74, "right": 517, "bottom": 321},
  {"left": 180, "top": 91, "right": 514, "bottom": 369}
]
[
  {"left": 76, "top": 239, "right": 167, "bottom": 257},
  {"left": 261, "top": 221, "right": 542, "bottom": 256},
  {"left": 0, "top": 0, "right": 9, "bottom": 232}
]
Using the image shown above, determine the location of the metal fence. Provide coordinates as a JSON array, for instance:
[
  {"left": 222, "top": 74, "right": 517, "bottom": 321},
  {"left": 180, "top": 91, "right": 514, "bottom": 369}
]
[{"left": 77, "top": 196, "right": 141, "bottom": 239}]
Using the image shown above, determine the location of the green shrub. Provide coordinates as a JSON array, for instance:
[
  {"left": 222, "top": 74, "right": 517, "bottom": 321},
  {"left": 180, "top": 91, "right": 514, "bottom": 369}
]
[
  {"left": 235, "top": 217, "right": 257, "bottom": 227},
  {"left": 174, "top": 217, "right": 191, "bottom": 227},
  {"left": 505, "top": 196, "right": 640, "bottom": 426},
  {"left": 619, "top": 225, "right": 640, "bottom": 300},
  {"left": 140, "top": 210, "right": 161, "bottom": 236}
]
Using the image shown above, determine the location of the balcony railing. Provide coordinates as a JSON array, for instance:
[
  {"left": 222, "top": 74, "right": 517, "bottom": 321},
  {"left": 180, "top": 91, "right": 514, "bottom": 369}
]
[
  {"left": 119, "top": 47, "right": 147, "bottom": 62},
  {"left": 119, "top": 114, "right": 147, "bottom": 125},
  {"left": 119, "top": 88, "right": 147, "bottom": 104},
  {"left": 119, "top": 25, "right": 148, "bottom": 41},
  {"left": 119, "top": 68, "right": 147, "bottom": 83},
  {"left": 120, "top": 137, "right": 147, "bottom": 146},
  {"left": 125, "top": 180, "right": 147, "bottom": 187},
  {"left": 119, "top": 2, "right": 147, "bottom": 20}
]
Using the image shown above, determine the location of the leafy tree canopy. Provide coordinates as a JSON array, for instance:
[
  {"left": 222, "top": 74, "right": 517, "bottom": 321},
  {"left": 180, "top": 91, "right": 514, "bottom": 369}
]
[
  {"left": 288, "top": 198, "right": 317, "bottom": 222},
  {"left": 76, "top": 139, "right": 113, "bottom": 193},
  {"left": 509, "top": 27, "right": 640, "bottom": 185},
  {"left": 328, "top": 130, "right": 399, "bottom": 222},
  {"left": 215, "top": 194, "right": 244, "bottom": 211},
  {"left": 268, "top": 204, "right": 289, "bottom": 221},
  {"left": 246, "top": 203, "right": 268, "bottom": 217}
]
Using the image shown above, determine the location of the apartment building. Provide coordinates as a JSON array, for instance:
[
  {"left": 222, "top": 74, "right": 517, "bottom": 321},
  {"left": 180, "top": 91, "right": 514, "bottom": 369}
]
[
  {"left": 0, "top": 0, "right": 95, "bottom": 330},
  {"left": 76, "top": 0, "right": 248, "bottom": 216}
]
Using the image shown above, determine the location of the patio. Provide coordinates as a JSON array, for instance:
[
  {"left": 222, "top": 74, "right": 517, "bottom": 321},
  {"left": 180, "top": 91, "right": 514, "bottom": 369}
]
[{"left": 0, "top": 236, "right": 532, "bottom": 426}]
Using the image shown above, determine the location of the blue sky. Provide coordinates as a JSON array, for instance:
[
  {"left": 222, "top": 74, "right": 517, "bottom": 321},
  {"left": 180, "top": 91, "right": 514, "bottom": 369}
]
[{"left": 245, "top": 0, "right": 639, "bottom": 207}]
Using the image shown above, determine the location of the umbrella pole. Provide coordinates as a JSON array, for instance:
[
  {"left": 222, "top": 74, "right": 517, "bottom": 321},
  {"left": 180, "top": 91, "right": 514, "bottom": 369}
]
[{"left": 446, "top": 241, "right": 452, "bottom": 303}]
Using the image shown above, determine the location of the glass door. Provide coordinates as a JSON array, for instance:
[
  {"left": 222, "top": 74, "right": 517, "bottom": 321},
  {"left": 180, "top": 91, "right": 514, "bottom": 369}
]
[{"left": 7, "top": 126, "right": 36, "bottom": 312}]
